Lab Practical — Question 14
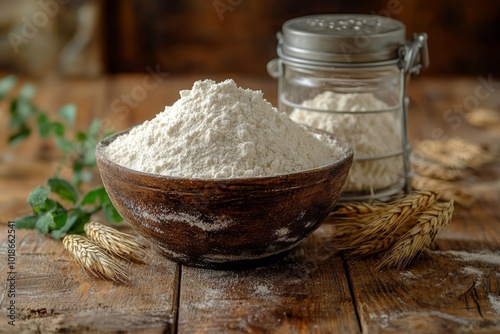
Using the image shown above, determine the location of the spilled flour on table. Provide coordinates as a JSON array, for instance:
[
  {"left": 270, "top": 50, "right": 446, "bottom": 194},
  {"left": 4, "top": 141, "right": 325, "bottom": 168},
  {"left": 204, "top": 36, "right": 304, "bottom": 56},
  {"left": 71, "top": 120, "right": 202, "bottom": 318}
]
[
  {"left": 400, "top": 271, "right": 421, "bottom": 280},
  {"left": 369, "top": 312, "right": 389, "bottom": 328},
  {"left": 488, "top": 294, "right": 500, "bottom": 314},
  {"left": 431, "top": 249, "right": 500, "bottom": 266},
  {"left": 187, "top": 270, "right": 278, "bottom": 311},
  {"left": 433, "top": 250, "right": 500, "bottom": 315},
  {"left": 461, "top": 266, "right": 483, "bottom": 285},
  {"left": 253, "top": 284, "right": 271, "bottom": 296}
]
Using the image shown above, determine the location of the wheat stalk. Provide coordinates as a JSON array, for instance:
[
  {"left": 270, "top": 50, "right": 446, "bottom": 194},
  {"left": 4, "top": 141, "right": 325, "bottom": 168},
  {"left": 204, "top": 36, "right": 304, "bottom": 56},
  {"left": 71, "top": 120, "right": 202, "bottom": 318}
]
[
  {"left": 329, "top": 193, "right": 454, "bottom": 268},
  {"left": 414, "top": 140, "right": 466, "bottom": 168},
  {"left": 348, "top": 224, "right": 414, "bottom": 257},
  {"left": 410, "top": 155, "right": 465, "bottom": 181},
  {"left": 466, "top": 107, "right": 500, "bottom": 127},
  {"left": 333, "top": 202, "right": 388, "bottom": 217},
  {"left": 63, "top": 235, "right": 128, "bottom": 283},
  {"left": 378, "top": 200, "right": 454, "bottom": 269},
  {"left": 330, "top": 192, "right": 439, "bottom": 254},
  {"left": 84, "top": 221, "right": 148, "bottom": 263},
  {"left": 412, "top": 174, "right": 475, "bottom": 207},
  {"left": 348, "top": 191, "right": 439, "bottom": 244},
  {"left": 446, "top": 138, "right": 495, "bottom": 167},
  {"left": 414, "top": 138, "right": 494, "bottom": 169}
]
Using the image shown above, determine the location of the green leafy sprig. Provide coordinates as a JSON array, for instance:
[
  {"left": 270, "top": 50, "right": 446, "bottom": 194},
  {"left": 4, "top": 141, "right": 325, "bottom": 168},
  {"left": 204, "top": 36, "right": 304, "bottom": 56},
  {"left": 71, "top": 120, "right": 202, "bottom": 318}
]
[
  {"left": 2, "top": 75, "right": 122, "bottom": 239},
  {"left": 16, "top": 182, "right": 120, "bottom": 239}
]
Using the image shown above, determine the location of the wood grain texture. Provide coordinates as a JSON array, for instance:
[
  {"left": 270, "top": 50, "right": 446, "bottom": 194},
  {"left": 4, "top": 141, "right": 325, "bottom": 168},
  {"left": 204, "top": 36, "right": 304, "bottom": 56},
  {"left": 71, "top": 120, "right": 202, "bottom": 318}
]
[
  {"left": 0, "top": 224, "right": 178, "bottom": 334},
  {"left": 178, "top": 224, "right": 360, "bottom": 333},
  {"left": 346, "top": 204, "right": 500, "bottom": 334},
  {"left": 346, "top": 248, "right": 500, "bottom": 333}
]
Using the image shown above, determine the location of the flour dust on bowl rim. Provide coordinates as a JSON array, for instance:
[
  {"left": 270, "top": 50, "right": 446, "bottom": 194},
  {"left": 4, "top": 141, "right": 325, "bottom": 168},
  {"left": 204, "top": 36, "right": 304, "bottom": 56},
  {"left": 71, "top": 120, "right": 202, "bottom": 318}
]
[{"left": 95, "top": 127, "right": 353, "bottom": 269}]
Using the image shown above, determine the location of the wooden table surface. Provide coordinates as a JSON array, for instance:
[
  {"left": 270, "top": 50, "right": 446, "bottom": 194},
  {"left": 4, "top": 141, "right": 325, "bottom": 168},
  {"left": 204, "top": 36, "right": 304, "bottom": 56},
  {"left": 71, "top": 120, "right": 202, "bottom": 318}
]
[{"left": 0, "top": 75, "right": 499, "bottom": 333}]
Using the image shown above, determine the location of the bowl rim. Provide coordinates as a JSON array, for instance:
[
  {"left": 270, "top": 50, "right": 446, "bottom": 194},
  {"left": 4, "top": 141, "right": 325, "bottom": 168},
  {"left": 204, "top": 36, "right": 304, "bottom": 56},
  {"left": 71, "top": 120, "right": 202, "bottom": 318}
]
[{"left": 96, "top": 126, "right": 353, "bottom": 184}]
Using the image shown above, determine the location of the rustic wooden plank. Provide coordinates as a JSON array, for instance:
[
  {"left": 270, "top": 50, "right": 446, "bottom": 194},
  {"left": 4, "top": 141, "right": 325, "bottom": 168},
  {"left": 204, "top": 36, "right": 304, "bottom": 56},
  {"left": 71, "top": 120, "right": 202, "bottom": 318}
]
[
  {"left": 177, "top": 224, "right": 360, "bottom": 333},
  {"left": 0, "top": 223, "right": 178, "bottom": 333},
  {"left": 345, "top": 205, "right": 500, "bottom": 334},
  {"left": 345, "top": 244, "right": 500, "bottom": 333},
  {"left": 345, "top": 201, "right": 500, "bottom": 333},
  {"left": 345, "top": 77, "right": 500, "bottom": 333}
]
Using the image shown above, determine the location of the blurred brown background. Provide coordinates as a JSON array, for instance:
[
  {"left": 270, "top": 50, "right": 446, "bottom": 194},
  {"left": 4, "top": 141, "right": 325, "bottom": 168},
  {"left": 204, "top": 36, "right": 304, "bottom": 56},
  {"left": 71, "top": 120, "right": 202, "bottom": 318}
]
[{"left": 0, "top": 0, "right": 499, "bottom": 77}]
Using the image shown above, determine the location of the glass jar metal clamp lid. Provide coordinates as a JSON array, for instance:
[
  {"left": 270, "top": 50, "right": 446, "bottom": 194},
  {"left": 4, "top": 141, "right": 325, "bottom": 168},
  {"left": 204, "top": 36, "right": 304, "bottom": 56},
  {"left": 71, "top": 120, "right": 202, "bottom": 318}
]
[{"left": 268, "top": 14, "right": 429, "bottom": 201}]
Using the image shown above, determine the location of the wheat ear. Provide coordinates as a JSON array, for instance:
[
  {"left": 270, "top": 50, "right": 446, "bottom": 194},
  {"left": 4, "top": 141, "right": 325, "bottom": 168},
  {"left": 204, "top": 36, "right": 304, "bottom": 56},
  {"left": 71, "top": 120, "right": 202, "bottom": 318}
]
[
  {"left": 63, "top": 235, "right": 128, "bottom": 283},
  {"left": 412, "top": 175, "right": 474, "bottom": 207},
  {"left": 348, "top": 191, "right": 439, "bottom": 245},
  {"left": 332, "top": 202, "right": 388, "bottom": 217},
  {"left": 466, "top": 107, "right": 500, "bottom": 127},
  {"left": 378, "top": 200, "right": 454, "bottom": 269},
  {"left": 410, "top": 155, "right": 465, "bottom": 181},
  {"left": 84, "top": 221, "right": 148, "bottom": 263},
  {"left": 330, "top": 191, "right": 439, "bottom": 254},
  {"left": 414, "top": 138, "right": 494, "bottom": 169}
]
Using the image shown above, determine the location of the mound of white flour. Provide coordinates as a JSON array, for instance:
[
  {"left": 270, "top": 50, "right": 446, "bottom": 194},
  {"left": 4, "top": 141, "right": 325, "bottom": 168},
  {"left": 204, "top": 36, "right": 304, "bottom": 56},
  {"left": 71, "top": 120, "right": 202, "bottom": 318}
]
[{"left": 105, "top": 79, "right": 345, "bottom": 178}]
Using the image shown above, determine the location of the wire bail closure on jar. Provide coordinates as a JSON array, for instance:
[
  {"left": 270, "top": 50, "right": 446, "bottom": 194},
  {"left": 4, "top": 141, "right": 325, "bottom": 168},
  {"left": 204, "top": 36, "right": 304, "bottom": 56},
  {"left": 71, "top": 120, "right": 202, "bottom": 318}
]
[{"left": 267, "top": 14, "right": 429, "bottom": 201}]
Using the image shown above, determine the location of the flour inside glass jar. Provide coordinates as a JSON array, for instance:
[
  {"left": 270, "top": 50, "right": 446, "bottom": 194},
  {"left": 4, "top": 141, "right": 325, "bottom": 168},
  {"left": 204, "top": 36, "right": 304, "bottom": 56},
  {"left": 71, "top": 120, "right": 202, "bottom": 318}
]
[{"left": 290, "top": 91, "right": 402, "bottom": 192}]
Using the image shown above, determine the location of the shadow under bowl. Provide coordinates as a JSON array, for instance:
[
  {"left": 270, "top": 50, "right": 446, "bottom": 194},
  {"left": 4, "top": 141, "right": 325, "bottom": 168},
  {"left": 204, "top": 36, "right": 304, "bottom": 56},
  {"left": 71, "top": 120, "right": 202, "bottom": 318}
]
[{"left": 95, "top": 128, "right": 353, "bottom": 269}]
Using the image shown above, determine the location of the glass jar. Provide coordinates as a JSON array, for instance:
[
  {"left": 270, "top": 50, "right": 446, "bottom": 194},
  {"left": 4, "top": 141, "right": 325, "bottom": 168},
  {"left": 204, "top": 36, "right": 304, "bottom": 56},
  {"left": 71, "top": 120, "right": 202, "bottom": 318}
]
[{"left": 268, "top": 14, "right": 428, "bottom": 201}]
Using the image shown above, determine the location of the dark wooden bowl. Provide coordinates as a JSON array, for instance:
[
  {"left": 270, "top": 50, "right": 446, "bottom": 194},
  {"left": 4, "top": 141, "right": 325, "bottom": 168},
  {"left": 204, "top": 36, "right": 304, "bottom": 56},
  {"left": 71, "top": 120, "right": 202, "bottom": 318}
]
[{"left": 95, "top": 128, "right": 353, "bottom": 269}]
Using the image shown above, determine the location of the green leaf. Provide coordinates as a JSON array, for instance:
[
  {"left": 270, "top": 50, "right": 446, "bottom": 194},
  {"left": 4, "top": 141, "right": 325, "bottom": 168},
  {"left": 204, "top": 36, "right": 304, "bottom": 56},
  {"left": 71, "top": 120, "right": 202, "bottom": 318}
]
[
  {"left": 59, "top": 104, "right": 76, "bottom": 123},
  {"left": 55, "top": 137, "right": 73, "bottom": 153},
  {"left": 103, "top": 202, "right": 122, "bottom": 223},
  {"left": 42, "top": 198, "right": 65, "bottom": 214},
  {"left": 76, "top": 131, "right": 87, "bottom": 143},
  {"left": 37, "top": 113, "right": 51, "bottom": 138},
  {"left": 48, "top": 177, "right": 78, "bottom": 204},
  {"left": 27, "top": 186, "right": 49, "bottom": 209},
  {"left": 90, "top": 187, "right": 123, "bottom": 223},
  {"left": 19, "top": 84, "right": 36, "bottom": 100},
  {"left": 35, "top": 212, "right": 54, "bottom": 234},
  {"left": 8, "top": 125, "right": 31, "bottom": 145},
  {"left": 73, "top": 170, "right": 93, "bottom": 186},
  {"left": 52, "top": 211, "right": 68, "bottom": 230},
  {"left": 50, "top": 229, "right": 64, "bottom": 240},
  {"left": 0, "top": 75, "right": 17, "bottom": 99},
  {"left": 83, "top": 149, "right": 96, "bottom": 166},
  {"left": 51, "top": 122, "right": 65, "bottom": 137},
  {"left": 8, "top": 99, "right": 20, "bottom": 128},
  {"left": 81, "top": 186, "right": 107, "bottom": 206},
  {"left": 66, "top": 208, "right": 91, "bottom": 235},
  {"left": 88, "top": 119, "right": 101, "bottom": 138},
  {"left": 9, "top": 98, "right": 35, "bottom": 128},
  {"left": 50, "top": 228, "right": 68, "bottom": 240},
  {"left": 50, "top": 210, "right": 82, "bottom": 239},
  {"left": 15, "top": 215, "right": 37, "bottom": 229},
  {"left": 40, "top": 198, "right": 56, "bottom": 213},
  {"left": 104, "top": 130, "right": 115, "bottom": 138}
]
